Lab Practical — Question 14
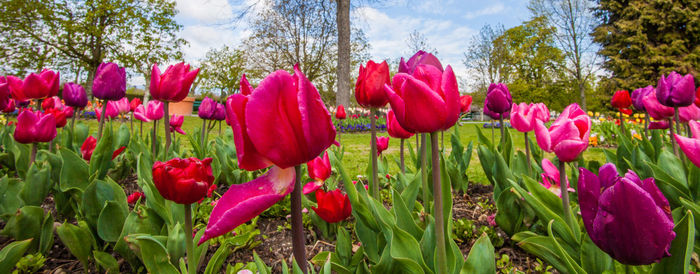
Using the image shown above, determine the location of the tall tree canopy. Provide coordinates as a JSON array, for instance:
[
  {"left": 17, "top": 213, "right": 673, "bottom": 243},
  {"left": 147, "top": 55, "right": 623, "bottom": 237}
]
[
  {"left": 592, "top": 0, "right": 700, "bottom": 90},
  {"left": 198, "top": 46, "right": 250, "bottom": 98},
  {"left": 0, "top": 0, "right": 184, "bottom": 96}
]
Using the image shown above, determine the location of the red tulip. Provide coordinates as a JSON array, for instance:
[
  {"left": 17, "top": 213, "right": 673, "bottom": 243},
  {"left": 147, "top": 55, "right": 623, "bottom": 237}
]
[
  {"left": 376, "top": 136, "right": 389, "bottom": 155},
  {"left": 240, "top": 74, "right": 253, "bottom": 95},
  {"left": 2, "top": 99, "right": 15, "bottom": 113},
  {"left": 0, "top": 77, "right": 9, "bottom": 111},
  {"left": 611, "top": 90, "right": 632, "bottom": 109},
  {"left": 355, "top": 60, "right": 390, "bottom": 108},
  {"left": 312, "top": 189, "right": 352, "bottom": 223},
  {"left": 7, "top": 69, "right": 60, "bottom": 101},
  {"left": 130, "top": 98, "right": 142, "bottom": 112},
  {"left": 46, "top": 107, "right": 68, "bottom": 128},
  {"left": 384, "top": 64, "right": 460, "bottom": 133},
  {"left": 695, "top": 87, "right": 700, "bottom": 107},
  {"left": 80, "top": 136, "right": 125, "bottom": 161},
  {"left": 152, "top": 157, "right": 215, "bottom": 204},
  {"left": 649, "top": 120, "right": 670, "bottom": 130},
  {"left": 225, "top": 64, "right": 336, "bottom": 170},
  {"left": 460, "top": 95, "right": 472, "bottom": 113},
  {"left": 387, "top": 110, "right": 413, "bottom": 139},
  {"left": 150, "top": 62, "right": 200, "bottom": 102},
  {"left": 534, "top": 103, "right": 591, "bottom": 162},
  {"left": 127, "top": 192, "right": 144, "bottom": 204},
  {"left": 14, "top": 109, "right": 56, "bottom": 144},
  {"left": 303, "top": 151, "right": 331, "bottom": 195},
  {"left": 335, "top": 104, "right": 347, "bottom": 120}
]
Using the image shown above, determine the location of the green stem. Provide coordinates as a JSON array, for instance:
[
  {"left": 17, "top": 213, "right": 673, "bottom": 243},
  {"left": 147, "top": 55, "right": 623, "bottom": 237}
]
[
  {"left": 30, "top": 143, "right": 37, "bottom": 166},
  {"left": 499, "top": 115, "right": 505, "bottom": 149},
  {"left": 619, "top": 110, "right": 625, "bottom": 135},
  {"left": 420, "top": 133, "right": 430, "bottom": 207},
  {"left": 524, "top": 132, "right": 531, "bottom": 176},
  {"left": 97, "top": 101, "right": 108, "bottom": 140},
  {"left": 431, "top": 132, "right": 448, "bottom": 274},
  {"left": 558, "top": 161, "right": 575, "bottom": 230},
  {"left": 674, "top": 107, "right": 681, "bottom": 135},
  {"left": 291, "top": 165, "right": 307, "bottom": 273},
  {"left": 400, "top": 138, "right": 405, "bottom": 174},
  {"left": 670, "top": 118, "right": 678, "bottom": 156},
  {"left": 200, "top": 119, "right": 207, "bottom": 150},
  {"left": 152, "top": 120, "right": 158, "bottom": 160},
  {"left": 70, "top": 108, "right": 77, "bottom": 135},
  {"left": 184, "top": 203, "right": 195, "bottom": 274},
  {"left": 370, "top": 108, "right": 379, "bottom": 199},
  {"left": 643, "top": 115, "right": 649, "bottom": 140},
  {"left": 163, "top": 102, "right": 171, "bottom": 159}
]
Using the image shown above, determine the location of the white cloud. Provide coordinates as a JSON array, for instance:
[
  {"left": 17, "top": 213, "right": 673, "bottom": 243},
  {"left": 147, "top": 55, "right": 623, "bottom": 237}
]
[
  {"left": 463, "top": 3, "right": 505, "bottom": 19},
  {"left": 176, "top": 0, "right": 233, "bottom": 24},
  {"left": 179, "top": 25, "right": 247, "bottom": 62}
]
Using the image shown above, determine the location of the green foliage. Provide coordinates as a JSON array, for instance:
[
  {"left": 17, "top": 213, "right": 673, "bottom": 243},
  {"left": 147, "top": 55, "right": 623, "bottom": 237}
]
[
  {"left": 592, "top": 0, "right": 700, "bottom": 90},
  {"left": 12, "top": 253, "right": 45, "bottom": 274}
]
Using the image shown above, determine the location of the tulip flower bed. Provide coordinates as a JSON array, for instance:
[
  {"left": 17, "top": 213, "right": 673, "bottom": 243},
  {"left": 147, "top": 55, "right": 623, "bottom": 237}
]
[{"left": 2, "top": 50, "right": 700, "bottom": 274}]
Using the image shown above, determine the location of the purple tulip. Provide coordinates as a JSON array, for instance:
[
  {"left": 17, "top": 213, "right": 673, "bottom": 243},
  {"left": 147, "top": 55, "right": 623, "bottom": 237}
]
[
  {"left": 62, "top": 83, "right": 87, "bottom": 108},
  {"left": 483, "top": 97, "right": 509, "bottom": 120},
  {"left": 631, "top": 85, "right": 654, "bottom": 111},
  {"left": 656, "top": 71, "right": 696, "bottom": 107},
  {"left": 92, "top": 62, "right": 126, "bottom": 101},
  {"left": 213, "top": 103, "right": 226, "bottom": 121},
  {"left": 579, "top": 163, "right": 675, "bottom": 265},
  {"left": 398, "top": 50, "right": 443, "bottom": 74},
  {"left": 485, "top": 83, "right": 512, "bottom": 114},
  {"left": 198, "top": 97, "right": 217, "bottom": 120}
]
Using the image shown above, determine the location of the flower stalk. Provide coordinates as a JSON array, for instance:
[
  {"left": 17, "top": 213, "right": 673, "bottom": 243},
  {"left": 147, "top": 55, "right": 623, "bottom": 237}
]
[
  {"left": 370, "top": 108, "right": 379, "bottom": 199},
  {"left": 431, "top": 131, "right": 448, "bottom": 274},
  {"left": 97, "top": 101, "right": 108, "bottom": 139},
  {"left": 420, "top": 133, "right": 430, "bottom": 206},
  {"left": 524, "top": 132, "right": 531, "bottom": 175},
  {"left": 291, "top": 165, "right": 307, "bottom": 273},
  {"left": 400, "top": 138, "right": 405, "bottom": 173},
  {"left": 163, "top": 102, "right": 171, "bottom": 157},
  {"left": 558, "top": 161, "right": 575, "bottom": 230},
  {"left": 184, "top": 203, "right": 195, "bottom": 274}
]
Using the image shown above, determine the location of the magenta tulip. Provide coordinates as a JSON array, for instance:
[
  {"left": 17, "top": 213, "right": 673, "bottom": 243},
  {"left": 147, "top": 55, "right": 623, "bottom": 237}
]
[
  {"left": 14, "top": 109, "right": 57, "bottom": 144},
  {"left": 202, "top": 65, "right": 336, "bottom": 243},
  {"left": 649, "top": 120, "right": 670, "bottom": 130},
  {"left": 483, "top": 100, "right": 509, "bottom": 120},
  {"left": 0, "top": 77, "right": 10, "bottom": 110},
  {"left": 643, "top": 90, "right": 675, "bottom": 120},
  {"left": 510, "top": 103, "right": 547, "bottom": 133},
  {"left": 485, "top": 83, "right": 512, "bottom": 114},
  {"left": 534, "top": 103, "right": 590, "bottom": 162},
  {"left": 7, "top": 69, "right": 60, "bottom": 101},
  {"left": 92, "top": 62, "right": 126, "bottom": 101},
  {"left": 62, "top": 83, "right": 87, "bottom": 108},
  {"left": 579, "top": 163, "right": 675, "bottom": 265},
  {"left": 398, "top": 50, "right": 443, "bottom": 74},
  {"left": 679, "top": 104, "right": 700, "bottom": 123},
  {"left": 384, "top": 64, "right": 460, "bottom": 133},
  {"left": 169, "top": 114, "right": 186, "bottom": 135},
  {"left": 150, "top": 62, "right": 199, "bottom": 102},
  {"left": 213, "top": 103, "right": 226, "bottom": 121},
  {"left": 631, "top": 85, "right": 654, "bottom": 111},
  {"left": 387, "top": 109, "right": 414, "bottom": 139},
  {"left": 199, "top": 97, "right": 217, "bottom": 120},
  {"left": 376, "top": 136, "right": 389, "bottom": 155},
  {"left": 656, "top": 71, "right": 696, "bottom": 108},
  {"left": 240, "top": 74, "right": 253, "bottom": 95},
  {"left": 96, "top": 102, "right": 119, "bottom": 121}
]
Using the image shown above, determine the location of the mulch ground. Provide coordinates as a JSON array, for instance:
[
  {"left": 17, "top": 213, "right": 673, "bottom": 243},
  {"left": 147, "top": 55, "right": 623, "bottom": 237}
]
[{"left": 0, "top": 177, "right": 552, "bottom": 273}]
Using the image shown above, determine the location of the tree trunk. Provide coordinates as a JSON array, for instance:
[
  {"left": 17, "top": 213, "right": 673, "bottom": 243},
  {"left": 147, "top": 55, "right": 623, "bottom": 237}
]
[
  {"left": 85, "top": 65, "right": 98, "bottom": 99},
  {"left": 335, "top": 0, "right": 351, "bottom": 107},
  {"left": 578, "top": 78, "right": 586, "bottom": 112},
  {"left": 143, "top": 72, "right": 151, "bottom": 104}
]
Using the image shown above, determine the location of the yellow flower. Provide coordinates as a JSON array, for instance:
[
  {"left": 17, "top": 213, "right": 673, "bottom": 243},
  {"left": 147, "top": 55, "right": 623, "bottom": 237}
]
[
  {"left": 588, "top": 111, "right": 594, "bottom": 117},
  {"left": 636, "top": 118, "right": 641, "bottom": 123},
  {"left": 589, "top": 136, "right": 599, "bottom": 147},
  {"left": 595, "top": 112, "right": 600, "bottom": 117},
  {"left": 632, "top": 133, "right": 642, "bottom": 140},
  {"left": 622, "top": 113, "right": 630, "bottom": 118},
  {"left": 599, "top": 118, "right": 606, "bottom": 122},
  {"left": 633, "top": 113, "right": 640, "bottom": 118}
]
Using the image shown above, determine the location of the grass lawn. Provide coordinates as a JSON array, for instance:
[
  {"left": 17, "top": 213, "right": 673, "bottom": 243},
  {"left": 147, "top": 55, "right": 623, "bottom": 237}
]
[{"left": 65, "top": 115, "right": 606, "bottom": 184}]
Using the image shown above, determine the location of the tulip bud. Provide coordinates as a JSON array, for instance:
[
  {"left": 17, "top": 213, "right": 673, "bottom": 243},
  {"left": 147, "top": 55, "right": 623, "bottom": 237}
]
[
  {"left": 376, "top": 136, "right": 389, "bottom": 155},
  {"left": 579, "top": 163, "right": 674, "bottom": 265},
  {"left": 150, "top": 62, "right": 199, "bottom": 102},
  {"left": 92, "top": 62, "right": 126, "bottom": 101},
  {"left": 62, "top": 83, "right": 88, "bottom": 108},
  {"left": 335, "top": 104, "right": 347, "bottom": 120},
  {"left": 146, "top": 100, "right": 164, "bottom": 121},
  {"left": 14, "top": 109, "right": 57, "bottom": 144},
  {"left": 81, "top": 136, "right": 98, "bottom": 161},
  {"left": 460, "top": 95, "right": 472, "bottom": 113},
  {"left": 198, "top": 97, "right": 217, "bottom": 120},
  {"left": 311, "top": 189, "right": 352, "bottom": 223},
  {"left": 307, "top": 151, "right": 331, "bottom": 182},
  {"left": 631, "top": 86, "right": 654, "bottom": 111},
  {"left": 656, "top": 71, "right": 696, "bottom": 107},
  {"left": 611, "top": 90, "right": 632, "bottom": 109},
  {"left": 152, "top": 157, "right": 215, "bottom": 204},
  {"left": 398, "top": 50, "right": 443, "bottom": 74},
  {"left": 129, "top": 98, "right": 142, "bottom": 112},
  {"left": 355, "top": 60, "right": 390, "bottom": 108},
  {"left": 213, "top": 103, "right": 226, "bottom": 121},
  {"left": 2, "top": 99, "right": 15, "bottom": 113}
]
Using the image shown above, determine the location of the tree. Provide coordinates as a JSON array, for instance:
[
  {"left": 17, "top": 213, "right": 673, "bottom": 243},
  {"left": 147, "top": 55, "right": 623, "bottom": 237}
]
[
  {"left": 592, "top": 0, "right": 700, "bottom": 91},
  {"left": 529, "top": 0, "right": 598, "bottom": 111},
  {"left": 198, "top": 46, "right": 250, "bottom": 98},
  {"left": 0, "top": 0, "right": 183, "bottom": 96},
  {"left": 336, "top": 0, "right": 351, "bottom": 107},
  {"left": 463, "top": 24, "right": 508, "bottom": 96},
  {"left": 405, "top": 29, "right": 438, "bottom": 56}
]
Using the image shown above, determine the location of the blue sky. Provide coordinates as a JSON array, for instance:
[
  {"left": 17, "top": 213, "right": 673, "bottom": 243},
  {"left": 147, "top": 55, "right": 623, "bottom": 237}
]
[{"left": 172, "top": 0, "right": 532, "bottom": 86}]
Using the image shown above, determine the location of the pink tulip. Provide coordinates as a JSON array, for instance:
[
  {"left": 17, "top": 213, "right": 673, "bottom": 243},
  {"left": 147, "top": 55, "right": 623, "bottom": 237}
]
[
  {"left": 376, "top": 136, "right": 389, "bottom": 155},
  {"left": 169, "top": 114, "right": 185, "bottom": 135},
  {"left": 387, "top": 109, "right": 414, "bottom": 139},
  {"left": 510, "top": 102, "right": 548, "bottom": 133},
  {"left": 675, "top": 120, "right": 700, "bottom": 168},
  {"left": 7, "top": 69, "right": 60, "bottom": 101},
  {"left": 135, "top": 100, "right": 165, "bottom": 122},
  {"left": 150, "top": 62, "right": 199, "bottom": 102},
  {"left": 540, "top": 159, "right": 574, "bottom": 197},
  {"left": 134, "top": 105, "right": 149, "bottom": 122},
  {"left": 534, "top": 103, "right": 591, "bottom": 162},
  {"left": 96, "top": 102, "right": 119, "bottom": 121},
  {"left": 649, "top": 120, "right": 670, "bottom": 130},
  {"left": 14, "top": 109, "right": 57, "bottom": 144},
  {"left": 399, "top": 50, "right": 443, "bottom": 74},
  {"left": 384, "top": 64, "right": 460, "bottom": 133},
  {"left": 240, "top": 74, "right": 253, "bottom": 95},
  {"left": 201, "top": 65, "right": 336, "bottom": 244},
  {"left": 113, "top": 97, "right": 130, "bottom": 115},
  {"left": 643, "top": 90, "right": 675, "bottom": 120}
]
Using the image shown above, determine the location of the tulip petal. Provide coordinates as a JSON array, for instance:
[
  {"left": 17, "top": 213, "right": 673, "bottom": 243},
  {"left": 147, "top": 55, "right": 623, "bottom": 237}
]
[
  {"left": 676, "top": 134, "right": 700, "bottom": 168},
  {"left": 553, "top": 139, "right": 588, "bottom": 162},
  {"left": 227, "top": 94, "right": 270, "bottom": 171},
  {"left": 397, "top": 76, "right": 447, "bottom": 133},
  {"left": 690, "top": 120, "right": 700, "bottom": 138},
  {"left": 534, "top": 120, "right": 552, "bottom": 152},
  {"left": 200, "top": 166, "right": 295, "bottom": 244},
  {"left": 440, "top": 65, "right": 461, "bottom": 130},
  {"left": 150, "top": 64, "right": 161, "bottom": 99},
  {"left": 295, "top": 65, "right": 336, "bottom": 163},
  {"left": 302, "top": 181, "right": 323, "bottom": 195}
]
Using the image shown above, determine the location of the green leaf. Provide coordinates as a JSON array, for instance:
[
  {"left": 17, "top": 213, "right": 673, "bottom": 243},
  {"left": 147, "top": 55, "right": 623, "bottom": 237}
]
[
  {"left": 56, "top": 221, "right": 96, "bottom": 269},
  {"left": 461, "top": 234, "right": 495, "bottom": 274},
  {"left": 0, "top": 176, "right": 23, "bottom": 218},
  {"left": 136, "top": 153, "right": 171, "bottom": 225},
  {"left": 0, "top": 239, "right": 32, "bottom": 274},
  {"left": 336, "top": 227, "right": 352, "bottom": 265},
  {"left": 204, "top": 242, "right": 232, "bottom": 274},
  {"left": 580, "top": 233, "right": 613, "bottom": 273},
  {"left": 476, "top": 145, "right": 496, "bottom": 185},
  {"left": 89, "top": 127, "right": 114, "bottom": 179},
  {"left": 495, "top": 187, "right": 525, "bottom": 235},
  {"left": 252, "top": 251, "right": 271, "bottom": 274},
  {"left": 59, "top": 147, "right": 91, "bottom": 192},
  {"left": 166, "top": 223, "right": 186, "bottom": 266},
  {"left": 125, "top": 234, "right": 179, "bottom": 274},
  {"left": 93, "top": 251, "right": 120, "bottom": 274},
  {"left": 392, "top": 188, "right": 423, "bottom": 240},
  {"left": 546, "top": 220, "right": 585, "bottom": 274},
  {"left": 20, "top": 164, "right": 52, "bottom": 206},
  {"left": 474, "top": 125, "right": 492, "bottom": 148},
  {"left": 652, "top": 210, "right": 694, "bottom": 274},
  {"left": 81, "top": 179, "right": 128, "bottom": 229},
  {"left": 1, "top": 206, "right": 46, "bottom": 253},
  {"left": 97, "top": 201, "right": 128, "bottom": 242},
  {"left": 647, "top": 160, "right": 691, "bottom": 207}
]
